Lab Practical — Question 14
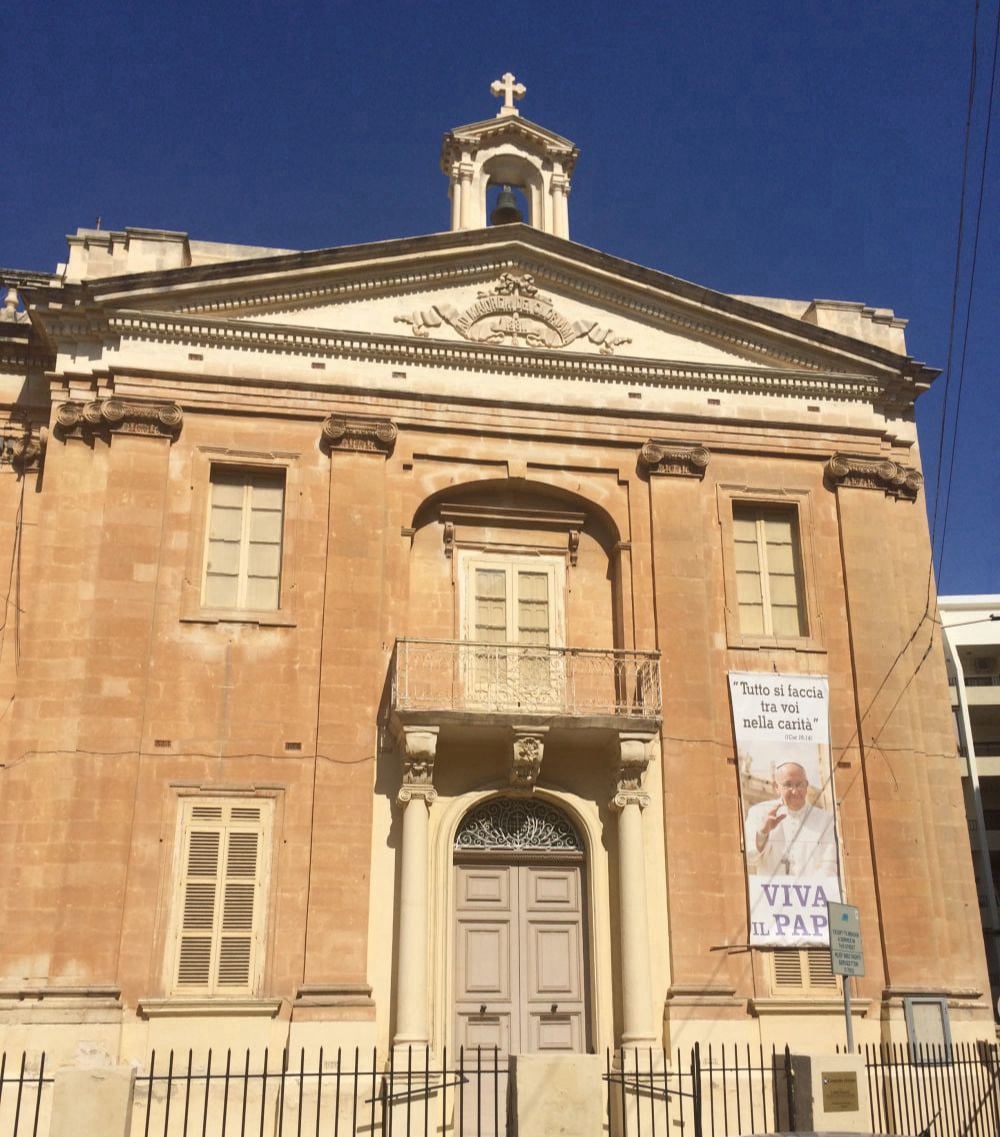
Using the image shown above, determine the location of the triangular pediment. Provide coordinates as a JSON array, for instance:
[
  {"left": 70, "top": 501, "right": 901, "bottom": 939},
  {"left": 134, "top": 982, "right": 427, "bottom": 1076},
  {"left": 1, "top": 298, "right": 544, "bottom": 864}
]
[
  {"left": 59, "top": 226, "right": 932, "bottom": 405},
  {"left": 207, "top": 268, "right": 792, "bottom": 370}
]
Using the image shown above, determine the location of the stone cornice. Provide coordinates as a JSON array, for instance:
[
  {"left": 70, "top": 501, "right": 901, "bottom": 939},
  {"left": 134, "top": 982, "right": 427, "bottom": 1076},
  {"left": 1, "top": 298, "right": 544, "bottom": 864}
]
[
  {"left": 55, "top": 397, "right": 183, "bottom": 441},
  {"left": 825, "top": 451, "right": 923, "bottom": 499},
  {"left": 99, "top": 311, "right": 895, "bottom": 406},
  {"left": 21, "top": 226, "right": 934, "bottom": 387},
  {"left": 638, "top": 439, "right": 710, "bottom": 478}
]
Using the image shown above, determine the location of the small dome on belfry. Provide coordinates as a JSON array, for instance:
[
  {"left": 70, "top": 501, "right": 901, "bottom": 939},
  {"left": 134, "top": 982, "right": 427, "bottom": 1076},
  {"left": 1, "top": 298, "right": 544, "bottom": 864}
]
[{"left": 440, "top": 73, "right": 579, "bottom": 237}]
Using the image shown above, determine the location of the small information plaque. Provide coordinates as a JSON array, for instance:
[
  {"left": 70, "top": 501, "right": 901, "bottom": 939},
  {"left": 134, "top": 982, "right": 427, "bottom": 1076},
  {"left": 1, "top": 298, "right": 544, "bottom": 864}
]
[
  {"left": 828, "top": 901, "right": 865, "bottom": 976},
  {"left": 821, "top": 1070, "right": 860, "bottom": 1113}
]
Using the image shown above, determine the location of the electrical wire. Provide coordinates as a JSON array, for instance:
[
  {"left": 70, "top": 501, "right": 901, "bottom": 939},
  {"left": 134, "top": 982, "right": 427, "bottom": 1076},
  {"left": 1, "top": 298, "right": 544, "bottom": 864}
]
[
  {"left": 928, "top": 0, "right": 981, "bottom": 571},
  {"left": 937, "top": 0, "right": 1000, "bottom": 583}
]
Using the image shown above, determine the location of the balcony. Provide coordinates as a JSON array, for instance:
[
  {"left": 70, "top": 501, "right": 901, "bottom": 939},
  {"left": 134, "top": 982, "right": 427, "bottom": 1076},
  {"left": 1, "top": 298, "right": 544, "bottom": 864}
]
[{"left": 388, "top": 638, "right": 661, "bottom": 734}]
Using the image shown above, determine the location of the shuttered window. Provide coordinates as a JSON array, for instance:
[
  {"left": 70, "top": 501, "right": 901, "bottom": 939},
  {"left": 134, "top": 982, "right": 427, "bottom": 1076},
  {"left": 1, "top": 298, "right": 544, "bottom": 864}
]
[
  {"left": 770, "top": 948, "right": 840, "bottom": 995},
  {"left": 202, "top": 470, "right": 285, "bottom": 610},
  {"left": 172, "top": 800, "right": 272, "bottom": 996},
  {"left": 733, "top": 504, "right": 806, "bottom": 638}
]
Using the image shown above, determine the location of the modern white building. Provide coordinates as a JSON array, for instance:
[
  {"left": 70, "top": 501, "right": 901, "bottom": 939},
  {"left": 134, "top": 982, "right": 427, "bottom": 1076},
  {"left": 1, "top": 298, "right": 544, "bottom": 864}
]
[{"left": 940, "top": 595, "right": 1000, "bottom": 1006}]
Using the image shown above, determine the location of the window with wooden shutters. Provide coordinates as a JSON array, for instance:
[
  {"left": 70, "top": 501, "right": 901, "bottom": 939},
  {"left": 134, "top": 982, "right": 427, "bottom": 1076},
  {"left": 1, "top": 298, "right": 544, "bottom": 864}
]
[
  {"left": 172, "top": 800, "right": 272, "bottom": 996},
  {"left": 770, "top": 948, "right": 840, "bottom": 995},
  {"left": 732, "top": 504, "right": 806, "bottom": 638},
  {"left": 202, "top": 469, "right": 285, "bottom": 611}
]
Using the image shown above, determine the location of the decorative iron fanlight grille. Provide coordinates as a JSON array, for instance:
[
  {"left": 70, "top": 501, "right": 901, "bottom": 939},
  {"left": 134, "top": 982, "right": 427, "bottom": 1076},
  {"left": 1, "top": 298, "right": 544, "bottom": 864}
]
[{"left": 455, "top": 798, "right": 582, "bottom": 852}]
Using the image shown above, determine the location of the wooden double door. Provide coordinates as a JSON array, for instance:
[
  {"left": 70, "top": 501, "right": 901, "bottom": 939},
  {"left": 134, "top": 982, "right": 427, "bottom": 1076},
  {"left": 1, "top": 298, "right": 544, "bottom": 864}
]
[{"left": 454, "top": 858, "right": 588, "bottom": 1056}]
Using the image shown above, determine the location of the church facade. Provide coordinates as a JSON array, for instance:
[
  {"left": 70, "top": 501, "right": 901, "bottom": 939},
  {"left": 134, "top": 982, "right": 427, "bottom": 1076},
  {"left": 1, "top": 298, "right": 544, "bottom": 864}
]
[{"left": 0, "top": 78, "right": 990, "bottom": 1074}]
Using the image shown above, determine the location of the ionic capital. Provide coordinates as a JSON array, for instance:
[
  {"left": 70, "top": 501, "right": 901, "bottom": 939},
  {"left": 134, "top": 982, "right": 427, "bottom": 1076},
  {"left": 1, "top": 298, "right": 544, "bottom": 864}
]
[
  {"left": 55, "top": 398, "right": 183, "bottom": 441},
  {"left": 825, "top": 452, "right": 922, "bottom": 499},
  {"left": 397, "top": 784, "right": 438, "bottom": 806},
  {"left": 611, "top": 789, "right": 651, "bottom": 812},
  {"left": 321, "top": 413, "right": 397, "bottom": 455},
  {"left": 638, "top": 440, "right": 710, "bottom": 478}
]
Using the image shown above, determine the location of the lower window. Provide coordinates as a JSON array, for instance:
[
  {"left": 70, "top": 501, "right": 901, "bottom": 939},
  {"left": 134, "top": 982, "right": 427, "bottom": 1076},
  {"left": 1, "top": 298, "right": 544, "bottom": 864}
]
[
  {"left": 769, "top": 947, "right": 840, "bottom": 995},
  {"left": 170, "top": 798, "right": 273, "bottom": 996}
]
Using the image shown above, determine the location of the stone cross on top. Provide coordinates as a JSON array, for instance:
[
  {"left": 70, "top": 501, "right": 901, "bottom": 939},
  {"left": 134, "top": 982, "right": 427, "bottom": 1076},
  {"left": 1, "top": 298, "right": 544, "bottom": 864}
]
[{"left": 491, "top": 72, "right": 526, "bottom": 118}]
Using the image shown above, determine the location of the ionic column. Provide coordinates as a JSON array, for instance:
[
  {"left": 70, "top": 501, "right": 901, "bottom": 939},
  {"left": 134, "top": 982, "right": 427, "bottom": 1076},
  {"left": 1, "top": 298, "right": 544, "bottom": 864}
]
[
  {"left": 612, "top": 733, "right": 657, "bottom": 1046},
  {"left": 393, "top": 726, "right": 439, "bottom": 1047}
]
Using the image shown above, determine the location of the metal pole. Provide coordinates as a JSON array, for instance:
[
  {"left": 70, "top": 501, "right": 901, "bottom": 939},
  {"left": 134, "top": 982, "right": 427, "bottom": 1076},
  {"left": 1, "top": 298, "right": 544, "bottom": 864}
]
[{"left": 844, "top": 979, "right": 855, "bottom": 1053}]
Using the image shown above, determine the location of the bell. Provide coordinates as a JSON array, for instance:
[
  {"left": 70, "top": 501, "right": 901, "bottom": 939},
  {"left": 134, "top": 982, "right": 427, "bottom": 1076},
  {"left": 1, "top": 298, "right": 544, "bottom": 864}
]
[{"left": 490, "top": 185, "right": 523, "bottom": 225}]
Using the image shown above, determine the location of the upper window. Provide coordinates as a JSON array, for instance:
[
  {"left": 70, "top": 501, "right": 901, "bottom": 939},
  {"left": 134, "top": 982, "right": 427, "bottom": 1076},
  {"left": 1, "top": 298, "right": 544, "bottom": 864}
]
[
  {"left": 462, "top": 554, "right": 564, "bottom": 647},
  {"left": 202, "top": 469, "right": 285, "bottom": 611},
  {"left": 170, "top": 798, "right": 273, "bottom": 996},
  {"left": 732, "top": 504, "right": 806, "bottom": 638}
]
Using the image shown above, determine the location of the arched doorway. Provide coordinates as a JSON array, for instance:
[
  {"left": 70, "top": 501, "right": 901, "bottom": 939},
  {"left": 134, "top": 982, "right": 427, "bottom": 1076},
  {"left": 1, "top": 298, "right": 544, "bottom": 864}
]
[{"left": 452, "top": 797, "right": 590, "bottom": 1056}]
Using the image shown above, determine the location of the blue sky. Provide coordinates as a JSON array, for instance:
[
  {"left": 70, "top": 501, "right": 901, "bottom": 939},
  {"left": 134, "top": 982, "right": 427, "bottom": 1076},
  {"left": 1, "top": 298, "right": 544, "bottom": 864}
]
[{"left": 8, "top": 1, "right": 997, "bottom": 594}]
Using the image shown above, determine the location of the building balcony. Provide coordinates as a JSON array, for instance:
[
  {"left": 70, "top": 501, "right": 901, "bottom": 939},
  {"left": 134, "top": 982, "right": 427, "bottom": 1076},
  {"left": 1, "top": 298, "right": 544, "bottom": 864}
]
[{"left": 387, "top": 638, "right": 661, "bottom": 736}]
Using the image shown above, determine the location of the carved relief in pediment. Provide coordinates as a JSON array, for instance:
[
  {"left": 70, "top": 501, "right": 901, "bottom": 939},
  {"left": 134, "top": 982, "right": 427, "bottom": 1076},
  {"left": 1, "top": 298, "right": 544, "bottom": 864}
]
[{"left": 394, "top": 273, "right": 632, "bottom": 355}]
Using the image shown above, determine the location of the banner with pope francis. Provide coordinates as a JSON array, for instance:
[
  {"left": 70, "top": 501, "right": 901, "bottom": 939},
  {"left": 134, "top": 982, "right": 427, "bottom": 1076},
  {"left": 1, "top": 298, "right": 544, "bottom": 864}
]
[{"left": 728, "top": 672, "right": 842, "bottom": 947}]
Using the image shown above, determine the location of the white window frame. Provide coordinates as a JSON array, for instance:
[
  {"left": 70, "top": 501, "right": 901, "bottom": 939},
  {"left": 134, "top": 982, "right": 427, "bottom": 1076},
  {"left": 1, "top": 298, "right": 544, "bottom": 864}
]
[
  {"left": 166, "top": 797, "right": 274, "bottom": 998},
  {"left": 458, "top": 552, "right": 566, "bottom": 646},
  {"left": 732, "top": 503, "right": 806, "bottom": 638},
  {"left": 201, "top": 467, "right": 285, "bottom": 612},
  {"left": 718, "top": 485, "right": 824, "bottom": 652}
]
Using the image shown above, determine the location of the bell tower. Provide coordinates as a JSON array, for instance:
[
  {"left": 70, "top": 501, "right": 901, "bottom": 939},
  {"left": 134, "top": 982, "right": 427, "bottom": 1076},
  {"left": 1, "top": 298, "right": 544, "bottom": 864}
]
[{"left": 441, "top": 73, "right": 579, "bottom": 237}]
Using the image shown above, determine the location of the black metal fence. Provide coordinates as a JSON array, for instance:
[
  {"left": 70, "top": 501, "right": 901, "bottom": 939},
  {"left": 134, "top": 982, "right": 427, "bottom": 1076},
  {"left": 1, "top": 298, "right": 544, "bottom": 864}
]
[
  {"left": 5, "top": 1041, "right": 1000, "bottom": 1137},
  {"left": 605, "top": 1044, "right": 797, "bottom": 1137},
  {"left": 132, "top": 1047, "right": 507, "bottom": 1137},
  {"left": 0, "top": 1053, "right": 50, "bottom": 1137},
  {"left": 859, "top": 1040, "right": 1000, "bottom": 1137}
]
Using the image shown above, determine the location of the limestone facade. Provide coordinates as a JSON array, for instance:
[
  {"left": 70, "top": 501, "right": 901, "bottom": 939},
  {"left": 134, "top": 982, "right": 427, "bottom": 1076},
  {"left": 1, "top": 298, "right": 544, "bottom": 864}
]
[{"left": 0, "top": 80, "right": 990, "bottom": 1073}]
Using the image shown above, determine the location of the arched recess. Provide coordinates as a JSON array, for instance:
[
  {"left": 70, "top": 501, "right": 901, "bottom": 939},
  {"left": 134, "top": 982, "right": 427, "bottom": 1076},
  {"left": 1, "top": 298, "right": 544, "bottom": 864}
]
[
  {"left": 479, "top": 152, "right": 545, "bottom": 229},
  {"left": 406, "top": 478, "right": 632, "bottom": 654},
  {"left": 429, "top": 788, "right": 611, "bottom": 1057}
]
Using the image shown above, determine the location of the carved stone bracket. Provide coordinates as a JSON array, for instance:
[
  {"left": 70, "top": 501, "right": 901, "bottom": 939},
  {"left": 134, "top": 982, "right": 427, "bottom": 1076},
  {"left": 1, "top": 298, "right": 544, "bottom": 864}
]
[
  {"left": 825, "top": 452, "right": 922, "bottom": 499},
  {"left": 639, "top": 440, "right": 710, "bottom": 478},
  {"left": 321, "top": 414, "right": 397, "bottom": 455},
  {"left": 510, "top": 727, "right": 548, "bottom": 787},
  {"left": 568, "top": 529, "right": 580, "bottom": 566},
  {"left": 55, "top": 399, "right": 183, "bottom": 441},
  {"left": 397, "top": 725, "right": 439, "bottom": 791},
  {"left": 612, "top": 732, "right": 656, "bottom": 810}
]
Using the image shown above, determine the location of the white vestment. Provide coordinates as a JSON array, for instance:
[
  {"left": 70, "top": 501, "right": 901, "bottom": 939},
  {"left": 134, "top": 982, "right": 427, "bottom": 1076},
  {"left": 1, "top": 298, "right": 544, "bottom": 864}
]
[{"left": 745, "top": 798, "right": 839, "bottom": 878}]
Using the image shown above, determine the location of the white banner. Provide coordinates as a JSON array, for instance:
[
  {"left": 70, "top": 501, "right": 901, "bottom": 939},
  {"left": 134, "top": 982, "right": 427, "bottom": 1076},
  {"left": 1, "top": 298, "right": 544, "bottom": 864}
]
[{"left": 728, "top": 672, "right": 842, "bottom": 947}]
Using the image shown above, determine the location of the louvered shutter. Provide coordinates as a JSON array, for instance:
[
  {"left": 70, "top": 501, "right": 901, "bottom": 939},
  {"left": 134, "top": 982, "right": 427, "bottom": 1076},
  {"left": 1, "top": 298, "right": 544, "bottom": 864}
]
[
  {"left": 805, "top": 948, "right": 838, "bottom": 990},
  {"left": 174, "top": 801, "right": 270, "bottom": 995},
  {"left": 771, "top": 948, "right": 804, "bottom": 991},
  {"left": 771, "top": 947, "right": 839, "bottom": 994}
]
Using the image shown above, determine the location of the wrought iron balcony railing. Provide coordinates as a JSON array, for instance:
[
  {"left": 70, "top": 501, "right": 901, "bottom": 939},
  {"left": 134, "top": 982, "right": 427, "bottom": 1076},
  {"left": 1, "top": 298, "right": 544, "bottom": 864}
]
[{"left": 390, "top": 638, "right": 661, "bottom": 719}]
